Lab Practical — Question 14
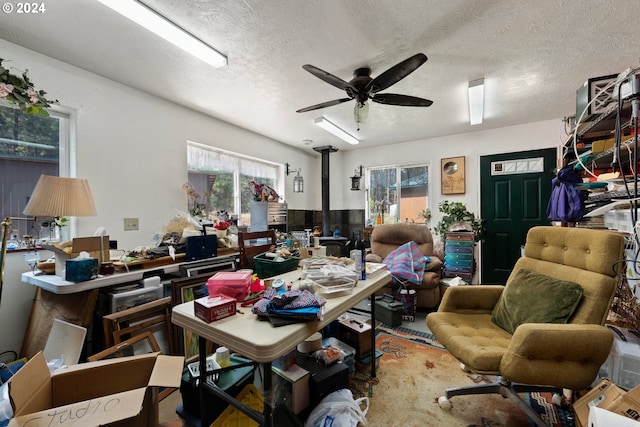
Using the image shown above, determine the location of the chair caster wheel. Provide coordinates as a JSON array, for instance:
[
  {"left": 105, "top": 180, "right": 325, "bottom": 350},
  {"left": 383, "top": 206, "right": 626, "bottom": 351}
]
[
  {"left": 438, "top": 396, "right": 452, "bottom": 410},
  {"left": 459, "top": 363, "right": 472, "bottom": 373}
]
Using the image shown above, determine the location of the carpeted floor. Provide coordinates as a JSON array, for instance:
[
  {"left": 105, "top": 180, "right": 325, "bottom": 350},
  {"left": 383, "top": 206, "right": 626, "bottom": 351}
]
[
  {"left": 160, "top": 325, "right": 577, "bottom": 427},
  {"left": 349, "top": 326, "right": 575, "bottom": 427}
]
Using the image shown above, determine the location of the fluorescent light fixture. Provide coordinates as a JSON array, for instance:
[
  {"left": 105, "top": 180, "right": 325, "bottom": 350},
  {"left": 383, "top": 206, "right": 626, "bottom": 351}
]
[
  {"left": 314, "top": 117, "right": 359, "bottom": 145},
  {"left": 96, "top": 0, "right": 227, "bottom": 68},
  {"left": 468, "top": 78, "right": 484, "bottom": 125}
]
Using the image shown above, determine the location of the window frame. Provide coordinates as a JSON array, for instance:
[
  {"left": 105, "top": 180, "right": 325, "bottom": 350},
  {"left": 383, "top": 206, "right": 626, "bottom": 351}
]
[
  {"left": 365, "top": 162, "right": 431, "bottom": 225},
  {"left": 186, "top": 141, "right": 282, "bottom": 225},
  {"left": 0, "top": 104, "right": 73, "bottom": 240}
]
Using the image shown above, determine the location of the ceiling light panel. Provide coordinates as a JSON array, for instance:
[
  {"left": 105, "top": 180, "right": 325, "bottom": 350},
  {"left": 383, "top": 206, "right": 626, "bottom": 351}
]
[{"left": 96, "top": 0, "right": 227, "bottom": 68}]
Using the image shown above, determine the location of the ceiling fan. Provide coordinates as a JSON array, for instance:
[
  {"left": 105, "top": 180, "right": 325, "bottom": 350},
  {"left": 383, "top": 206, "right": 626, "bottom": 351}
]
[{"left": 296, "top": 53, "right": 433, "bottom": 130}]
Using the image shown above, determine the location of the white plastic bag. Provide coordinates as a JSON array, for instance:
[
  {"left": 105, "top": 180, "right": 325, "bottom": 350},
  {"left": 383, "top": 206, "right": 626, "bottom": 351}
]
[{"left": 304, "top": 388, "right": 369, "bottom": 427}]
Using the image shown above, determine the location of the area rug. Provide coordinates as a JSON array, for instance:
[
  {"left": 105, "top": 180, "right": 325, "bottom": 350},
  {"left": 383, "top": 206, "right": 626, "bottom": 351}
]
[{"left": 349, "top": 326, "right": 576, "bottom": 427}]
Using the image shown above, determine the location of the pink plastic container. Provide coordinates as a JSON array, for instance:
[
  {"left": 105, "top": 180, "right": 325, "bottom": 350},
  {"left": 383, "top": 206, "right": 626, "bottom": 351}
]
[{"left": 206, "top": 271, "right": 253, "bottom": 300}]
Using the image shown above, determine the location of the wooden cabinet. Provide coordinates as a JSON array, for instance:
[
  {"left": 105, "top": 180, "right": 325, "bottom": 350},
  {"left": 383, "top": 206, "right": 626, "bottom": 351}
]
[{"left": 250, "top": 201, "right": 287, "bottom": 232}]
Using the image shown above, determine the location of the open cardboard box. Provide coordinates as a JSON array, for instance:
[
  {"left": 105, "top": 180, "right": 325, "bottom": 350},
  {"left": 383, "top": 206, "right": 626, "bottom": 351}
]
[
  {"left": 573, "top": 377, "right": 640, "bottom": 426},
  {"left": 41, "top": 236, "right": 109, "bottom": 277},
  {"left": 7, "top": 351, "right": 183, "bottom": 427}
]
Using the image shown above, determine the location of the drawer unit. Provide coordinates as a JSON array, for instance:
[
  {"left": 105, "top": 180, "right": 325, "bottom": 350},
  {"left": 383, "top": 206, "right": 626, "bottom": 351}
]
[
  {"left": 444, "top": 232, "right": 474, "bottom": 283},
  {"left": 250, "top": 201, "right": 288, "bottom": 232}
]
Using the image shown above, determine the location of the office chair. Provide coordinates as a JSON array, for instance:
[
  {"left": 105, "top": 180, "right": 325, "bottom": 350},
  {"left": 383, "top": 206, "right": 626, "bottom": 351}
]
[{"left": 426, "top": 226, "right": 625, "bottom": 426}]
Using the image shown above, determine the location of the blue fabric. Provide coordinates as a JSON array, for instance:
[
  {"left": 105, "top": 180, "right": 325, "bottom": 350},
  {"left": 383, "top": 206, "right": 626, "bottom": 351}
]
[
  {"left": 382, "top": 241, "right": 428, "bottom": 285},
  {"left": 546, "top": 165, "right": 585, "bottom": 222}
]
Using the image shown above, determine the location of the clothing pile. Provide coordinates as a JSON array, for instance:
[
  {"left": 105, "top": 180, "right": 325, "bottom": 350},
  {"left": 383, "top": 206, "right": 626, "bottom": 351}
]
[{"left": 252, "top": 286, "right": 326, "bottom": 326}]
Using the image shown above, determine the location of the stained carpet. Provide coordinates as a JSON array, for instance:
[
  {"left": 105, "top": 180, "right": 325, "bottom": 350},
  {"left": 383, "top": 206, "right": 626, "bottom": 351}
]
[
  {"left": 160, "top": 326, "right": 576, "bottom": 427},
  {"left": 349, "top": 326, "right": 576, "bottom": 427}
]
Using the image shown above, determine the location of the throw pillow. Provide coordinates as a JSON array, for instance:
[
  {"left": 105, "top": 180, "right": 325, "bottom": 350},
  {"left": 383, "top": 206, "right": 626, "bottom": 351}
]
[{"left": 491, "top": 268, "right": 584, "bottom": 335}]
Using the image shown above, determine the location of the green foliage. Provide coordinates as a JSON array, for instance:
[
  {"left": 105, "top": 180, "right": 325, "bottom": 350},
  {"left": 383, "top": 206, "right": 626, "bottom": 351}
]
[
  {"left": 0, "top": 58, "right": 56, "bottom": 117},
  {"left": 434, "top": 200, "right": 486, "bottom": 242}
]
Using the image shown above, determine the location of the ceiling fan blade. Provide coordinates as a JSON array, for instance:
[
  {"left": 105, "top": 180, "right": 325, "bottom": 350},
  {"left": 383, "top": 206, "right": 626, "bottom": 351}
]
[
  {"left": 366, "top": 53, "right": 428, "bottom": 93},
  {"left": 371, "top": 93, "right": 433, "bottom": 107},
  {"left": 296, "top": 97, "right": 353, "bottom": 113},
  {"left": 302, "top": 64, "right": 357, "bottom": 92}
]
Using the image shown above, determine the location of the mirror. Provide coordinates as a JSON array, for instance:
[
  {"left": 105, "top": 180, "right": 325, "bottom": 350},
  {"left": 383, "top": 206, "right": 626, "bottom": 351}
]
[{"left": 443, "top": 161, "right": 458, "bottom": 174}]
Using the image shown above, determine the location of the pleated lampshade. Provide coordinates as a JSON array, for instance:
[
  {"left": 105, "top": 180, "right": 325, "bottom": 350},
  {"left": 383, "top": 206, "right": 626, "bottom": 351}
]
[{"left": 23, "top": 175, "right": 97, "bottom": 217}]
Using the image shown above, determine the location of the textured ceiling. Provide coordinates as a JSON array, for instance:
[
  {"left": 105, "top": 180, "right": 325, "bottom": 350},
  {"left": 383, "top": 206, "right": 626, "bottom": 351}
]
[{"left": 0, "top": 0, "right": 637, "bottom": 152}]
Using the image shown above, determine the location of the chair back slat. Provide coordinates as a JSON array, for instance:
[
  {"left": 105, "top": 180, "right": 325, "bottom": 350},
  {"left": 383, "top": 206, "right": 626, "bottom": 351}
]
[{"left": 238, "top": 230, "right": 277, "bottom": 269}]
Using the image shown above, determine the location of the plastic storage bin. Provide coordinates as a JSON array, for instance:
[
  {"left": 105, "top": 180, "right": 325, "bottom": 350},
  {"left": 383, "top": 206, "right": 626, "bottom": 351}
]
[{"left": 253, "top": 252, "right": 299, "bottom": 278}]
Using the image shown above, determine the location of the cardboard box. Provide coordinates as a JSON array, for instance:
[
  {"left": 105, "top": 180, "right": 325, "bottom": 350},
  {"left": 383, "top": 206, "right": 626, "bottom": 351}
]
[
  {"left": 7, "top": 351, "right": 183, "bottom": 427},
  {"left": 194, "top": 294, "right": 237, "bottom": 323},
  {"left": 272, "top": 364, "right": 310, "bottom": 414},
  {"left": 42, "top": 235, "right": 109, "bottom": 277},
  {"left": 573, "top": 377, "right": 640, "bottom": 427}
]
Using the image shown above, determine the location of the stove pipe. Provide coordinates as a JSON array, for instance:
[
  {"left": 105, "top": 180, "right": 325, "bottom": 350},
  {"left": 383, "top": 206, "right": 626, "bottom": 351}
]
[{"left": 313, "top": 145, "right": 338, "bottom": 236}]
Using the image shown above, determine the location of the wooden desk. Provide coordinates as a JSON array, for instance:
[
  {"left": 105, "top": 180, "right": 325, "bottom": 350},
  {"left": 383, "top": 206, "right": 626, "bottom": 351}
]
[{"left": 171, "top": 268, "right": 392, "bottom": 426}]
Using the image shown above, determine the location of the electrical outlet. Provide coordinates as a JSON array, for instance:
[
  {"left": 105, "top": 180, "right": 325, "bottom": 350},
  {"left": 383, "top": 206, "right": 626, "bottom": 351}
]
[{"left": 124, "top": 217, "right": 139, "bottom": 231}]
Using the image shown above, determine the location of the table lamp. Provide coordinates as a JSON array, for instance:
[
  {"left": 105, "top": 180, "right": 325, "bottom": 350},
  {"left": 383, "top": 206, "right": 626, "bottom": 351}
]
[{"left": 0, "top": 175, "right": 97, "bottom": 306}]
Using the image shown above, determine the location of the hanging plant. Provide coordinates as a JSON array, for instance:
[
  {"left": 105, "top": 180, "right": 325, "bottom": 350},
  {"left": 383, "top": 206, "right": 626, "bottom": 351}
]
[
  {"left": 0, "top": 58, "right": 57, "bottom": 117},
  {"left": 434, "top": 200, "right": 486, "bottom": 242}
]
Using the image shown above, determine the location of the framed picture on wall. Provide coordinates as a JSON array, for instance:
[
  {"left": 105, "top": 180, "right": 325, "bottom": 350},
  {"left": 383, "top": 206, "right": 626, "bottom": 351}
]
[{"left": 441, "top": 156, "right": 466, "bottom": 195}]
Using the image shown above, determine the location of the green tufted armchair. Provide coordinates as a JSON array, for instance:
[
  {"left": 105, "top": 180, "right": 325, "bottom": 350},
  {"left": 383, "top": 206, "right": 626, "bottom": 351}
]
[{"left": 426, "top": 226, "right": 625, "bottom": 426}]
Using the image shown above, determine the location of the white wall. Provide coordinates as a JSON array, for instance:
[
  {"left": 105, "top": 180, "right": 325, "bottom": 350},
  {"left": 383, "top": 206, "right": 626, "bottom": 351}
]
[
  {"left": 336, "top": 119, "right": 564, "bottom": 228},
  {"left": 0, "top": 38, "right": 567, "bottom": 355},
  {"left": 0, "top": 39, "right": 317, "bottom": 251}
]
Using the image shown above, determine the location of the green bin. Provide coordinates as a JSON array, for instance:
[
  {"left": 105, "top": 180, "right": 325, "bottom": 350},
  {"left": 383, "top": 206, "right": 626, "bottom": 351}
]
[{"left": 253, "top": 252, "right": 299, "bottom": 278}]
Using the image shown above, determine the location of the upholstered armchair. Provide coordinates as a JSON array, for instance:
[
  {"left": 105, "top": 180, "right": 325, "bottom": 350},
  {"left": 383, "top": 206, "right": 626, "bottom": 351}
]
[
  {"left": 426, "top": 226, "right": 624, "bottom": 426},
  {"left": 366, "top": 223, "right": 443, "bottom": 308}
]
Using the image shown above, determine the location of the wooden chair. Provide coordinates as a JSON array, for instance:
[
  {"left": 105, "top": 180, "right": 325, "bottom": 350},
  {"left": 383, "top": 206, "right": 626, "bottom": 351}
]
[{"left": 238, "top": 230, "right": 277, "bottom": 270}]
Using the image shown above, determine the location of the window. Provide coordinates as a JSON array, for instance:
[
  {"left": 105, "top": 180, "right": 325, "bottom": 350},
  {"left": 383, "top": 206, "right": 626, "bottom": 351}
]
[
  {"left": 187, "top": 142, "right": 280, "bottom": 226},
  {"left": 367, "top": 164, "right": 429, "bottom": 224},
  {"left": 0, "top": 104, "right": 69, "bottom": 240}
]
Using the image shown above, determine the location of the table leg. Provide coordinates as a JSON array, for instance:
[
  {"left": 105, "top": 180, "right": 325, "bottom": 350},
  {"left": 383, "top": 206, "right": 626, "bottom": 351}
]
[
  {"left": 262, "top": 361, "right": 273, "bottom": 427},
  {"left": 198, "top": 336, "right": 207, "bottom": 427},
  {"left": 370, "top": 293, "right": 377, "bottom": 379}
]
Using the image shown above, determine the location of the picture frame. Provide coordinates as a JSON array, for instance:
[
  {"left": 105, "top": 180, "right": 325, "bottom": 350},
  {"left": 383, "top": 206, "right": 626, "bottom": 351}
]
[
  {"left": 102, "top": 296, "right": 175, "bottom": 356},
  {"left": 170, "top": 273, "right": 217, "bottom": 360},
  {"left": 441, "top": 156, "right": 466, "bottom": 194}
]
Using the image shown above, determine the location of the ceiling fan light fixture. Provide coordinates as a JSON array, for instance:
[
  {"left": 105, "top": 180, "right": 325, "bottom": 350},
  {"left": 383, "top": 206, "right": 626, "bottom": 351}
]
[
  {"left": 353, "top": 102, "right": 369, "bottom": 131},
  {"left": 314, "top": 117, "right": 360, "bottom": 145},
  {"left": 468, "top": 78, "right": 484, "bottom": 125},
  {"left": 95, "top": 0, "right": 227, "bottom": 68}
]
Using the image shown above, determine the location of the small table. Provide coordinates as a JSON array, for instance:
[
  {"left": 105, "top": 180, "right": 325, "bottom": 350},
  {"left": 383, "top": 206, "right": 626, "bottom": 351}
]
[{"left": 171, "top": 268, "right": 391, "bottom": 426}]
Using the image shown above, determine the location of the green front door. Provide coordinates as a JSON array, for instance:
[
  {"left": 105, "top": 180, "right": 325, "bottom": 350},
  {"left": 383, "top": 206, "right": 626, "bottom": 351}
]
[{"left": 480, "top": 148, "right": 557, "bottom": 284}]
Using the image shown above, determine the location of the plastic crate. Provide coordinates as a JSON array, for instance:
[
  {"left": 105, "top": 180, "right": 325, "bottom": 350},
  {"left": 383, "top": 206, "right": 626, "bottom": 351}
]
[
  {"left": 211, "top": 383, "right": 264, "bottom": 427},
  {"left": 253, "top": 252, "right": 299, "bottom": 278}
]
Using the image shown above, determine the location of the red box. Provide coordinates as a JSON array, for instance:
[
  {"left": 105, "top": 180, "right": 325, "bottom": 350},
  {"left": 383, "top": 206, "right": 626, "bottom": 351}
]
[
  {"left": 194, "top": 294, "right": 237, "bottom": 323},
  {"left": 206, "top": 271, "right": 253, "bottom": 300}
]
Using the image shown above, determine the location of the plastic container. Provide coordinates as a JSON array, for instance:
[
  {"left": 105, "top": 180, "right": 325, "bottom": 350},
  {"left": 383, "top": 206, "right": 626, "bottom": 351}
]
[
  {"left": 322, "top": 337, "right": 356, "bottom": 374},
  {"left": 315, "top": 277, "right": 356, "bottom": 298},
  {"left": 253, "top": 252, "right": 299, "bottom": 278},
  {"left": 206, "top": 271, "right": 253, "bottom": 300},
  {"left": 211, "top": 383, "right": 264, "bottom": 427}
]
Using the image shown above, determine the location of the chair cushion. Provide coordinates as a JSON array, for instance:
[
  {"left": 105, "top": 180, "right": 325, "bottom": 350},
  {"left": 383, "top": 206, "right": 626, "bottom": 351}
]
[{"left": 491, "top": 268, "right": 584, "bottom": 334}]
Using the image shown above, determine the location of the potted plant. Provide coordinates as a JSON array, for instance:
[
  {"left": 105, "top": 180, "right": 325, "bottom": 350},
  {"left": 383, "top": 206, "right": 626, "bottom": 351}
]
[{"left": 434, "top": 200, "right": 486, "bottom": 242}]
